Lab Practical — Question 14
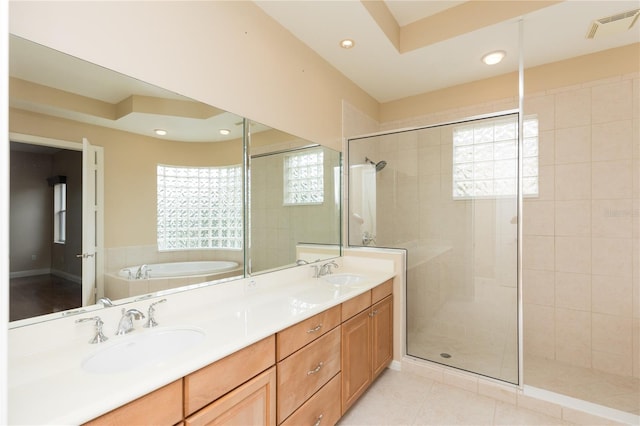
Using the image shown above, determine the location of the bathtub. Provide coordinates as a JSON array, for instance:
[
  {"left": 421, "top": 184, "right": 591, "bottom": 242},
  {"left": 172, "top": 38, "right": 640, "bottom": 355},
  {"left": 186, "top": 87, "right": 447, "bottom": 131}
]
[
  {"left": 105, "top": 260, "right": 242, "bottom": 300},
  {"left": 119, "top": 261, "right": 239, "bottom": 279}
]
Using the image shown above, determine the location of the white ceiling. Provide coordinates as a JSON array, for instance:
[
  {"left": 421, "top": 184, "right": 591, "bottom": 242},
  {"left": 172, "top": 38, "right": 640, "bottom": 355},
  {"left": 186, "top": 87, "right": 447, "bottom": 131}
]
[{"left": 256, "top": 0, "right": 640, "bottom": 102}]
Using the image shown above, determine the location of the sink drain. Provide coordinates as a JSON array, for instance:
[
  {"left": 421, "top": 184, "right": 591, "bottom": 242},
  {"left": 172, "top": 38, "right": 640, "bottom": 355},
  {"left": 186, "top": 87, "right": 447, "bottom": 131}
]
[{"left": 440, "top": 353, "right": 452, "bottom": 359}]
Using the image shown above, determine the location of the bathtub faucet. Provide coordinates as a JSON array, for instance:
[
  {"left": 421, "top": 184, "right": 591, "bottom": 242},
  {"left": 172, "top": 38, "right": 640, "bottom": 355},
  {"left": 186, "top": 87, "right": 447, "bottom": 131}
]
[{"left": 135, "top": 264, "right": 149, "bottom": 279}]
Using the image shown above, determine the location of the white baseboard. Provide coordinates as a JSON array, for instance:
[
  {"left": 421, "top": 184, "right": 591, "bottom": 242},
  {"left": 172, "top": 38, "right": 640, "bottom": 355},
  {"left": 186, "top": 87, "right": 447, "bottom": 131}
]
[{"left": 389, "top": 360, "right": 402, "bottom": 371}]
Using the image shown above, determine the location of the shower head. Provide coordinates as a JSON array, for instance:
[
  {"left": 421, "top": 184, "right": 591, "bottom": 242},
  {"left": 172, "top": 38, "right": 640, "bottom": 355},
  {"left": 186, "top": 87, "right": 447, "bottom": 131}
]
[{"left": 365, "top": 157, "right": 387, "bottom": 172}]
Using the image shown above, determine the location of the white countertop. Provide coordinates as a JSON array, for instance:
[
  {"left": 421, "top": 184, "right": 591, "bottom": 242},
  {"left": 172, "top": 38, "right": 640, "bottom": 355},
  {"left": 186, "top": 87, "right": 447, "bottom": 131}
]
[{"left": 8, "top": 257, "right": 395, "bottom": 425}]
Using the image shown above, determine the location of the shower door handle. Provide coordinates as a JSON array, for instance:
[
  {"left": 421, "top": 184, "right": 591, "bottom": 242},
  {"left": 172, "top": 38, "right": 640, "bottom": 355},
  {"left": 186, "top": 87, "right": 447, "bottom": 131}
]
[{"left": 76, "top": 253, "right": 95, "bottom": 259}]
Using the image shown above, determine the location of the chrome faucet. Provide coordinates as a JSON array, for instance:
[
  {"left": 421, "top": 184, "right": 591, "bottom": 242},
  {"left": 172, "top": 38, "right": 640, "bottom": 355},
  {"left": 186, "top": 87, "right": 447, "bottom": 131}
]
[
  {"left": 362, "top": 231, "right": 376, "bottom": 246},
  {"left": 115, "top": 308, "right": 146, "bottom": 335},
  {"left": 143, "top": 299, "right": 167, "bottom": 328},
  {"left": 98, "top": 297, "right": 114, "bottom": 307},
  {"left": 316, "top": 260, "right": 339, "bottom": 278},
  {"left": 135, "top": 264, "right": 149, "bottom": 279}
]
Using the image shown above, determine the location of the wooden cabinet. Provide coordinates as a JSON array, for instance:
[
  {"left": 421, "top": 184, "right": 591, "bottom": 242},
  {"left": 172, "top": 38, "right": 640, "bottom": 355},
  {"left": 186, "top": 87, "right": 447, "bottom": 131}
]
[
  {"left": 371, "top": 295, "right": 393, "bottom": 379},
  {"left": 341, "top": 279, "right": 393, "bottom": 415},
  {"left": 83, "top": 379, "right": 183, "bottom": 426},
  {"left": 184, "top": 336, "right": 275, "bottom": 416},
  {"left": 184, "top": 367, "right": 276, "bottom": 426},
  {"left": 276, "top": 305, "right": 341, "bottom": 361},
  {"left": 341, "top": 309, "right": 371, "bottom": 412},
  {"left": 280, "top": 373, "right": 341, "bottom": 426},
  {"left": 277, "top": 326, "right": 341, "bottom": 424}
]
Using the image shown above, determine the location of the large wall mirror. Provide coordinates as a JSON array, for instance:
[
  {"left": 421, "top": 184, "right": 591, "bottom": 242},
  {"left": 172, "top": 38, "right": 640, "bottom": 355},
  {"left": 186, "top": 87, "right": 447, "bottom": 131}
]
[{"left": 8, "top": 35, "right": 341, "bottom": 327}]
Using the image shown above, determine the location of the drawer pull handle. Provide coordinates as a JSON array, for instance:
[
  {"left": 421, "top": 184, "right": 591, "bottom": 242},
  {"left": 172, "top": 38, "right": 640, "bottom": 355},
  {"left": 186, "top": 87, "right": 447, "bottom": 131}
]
[
  {"left": 313, "top": 414, "right": 324, "bottom": 426},
  {"left": 307, "top": 362, "right": 324, "bottom": 375},
  {"left": 307, "top": 324, "right": 323, "bottom": 334},
  {"left": 369, "top": 309, "right": 379, "bottom": 317}
]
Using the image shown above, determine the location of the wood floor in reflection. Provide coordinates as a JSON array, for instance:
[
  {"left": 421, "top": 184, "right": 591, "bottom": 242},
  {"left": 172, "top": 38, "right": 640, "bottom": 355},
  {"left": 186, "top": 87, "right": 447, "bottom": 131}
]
[{"left": 9, "top": 274, "right": 81, "bottom": 322}]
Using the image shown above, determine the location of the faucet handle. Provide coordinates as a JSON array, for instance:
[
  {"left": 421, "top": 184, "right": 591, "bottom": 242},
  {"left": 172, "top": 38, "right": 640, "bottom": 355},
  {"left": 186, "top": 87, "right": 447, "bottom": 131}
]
[
  {"left": 144, "top": 299, "right": 167, "bottom": 328},
  {"left": 76, "top": 316, "right": 109, "bottom": 344}
]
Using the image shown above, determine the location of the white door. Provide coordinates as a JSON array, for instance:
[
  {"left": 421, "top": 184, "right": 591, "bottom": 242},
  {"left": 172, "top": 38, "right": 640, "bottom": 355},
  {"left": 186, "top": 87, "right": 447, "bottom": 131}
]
[{"left": 81, "top": 138, "right": 104, "bottom": 305}]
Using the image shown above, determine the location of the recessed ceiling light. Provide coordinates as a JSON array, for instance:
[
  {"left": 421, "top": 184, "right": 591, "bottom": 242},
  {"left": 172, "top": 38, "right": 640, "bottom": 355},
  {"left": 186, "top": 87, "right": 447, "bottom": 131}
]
[
  {"left": 219, "top": 129, "right": 231, "bottom": 136},
  {"left": 340, "top": 39, "right": 355, "bottom": 49},
  {"left": 482, "top": 50, "right": 506, "bottom": 65},
  {"left": 154, "top": 129, "right": 167, "bottom": 136}
]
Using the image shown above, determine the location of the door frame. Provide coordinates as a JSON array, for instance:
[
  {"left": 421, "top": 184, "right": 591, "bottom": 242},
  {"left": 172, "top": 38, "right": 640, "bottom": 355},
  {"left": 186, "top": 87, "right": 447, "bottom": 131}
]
[{"left": 8, "top": 132, "right": 105, "bottom": 304}]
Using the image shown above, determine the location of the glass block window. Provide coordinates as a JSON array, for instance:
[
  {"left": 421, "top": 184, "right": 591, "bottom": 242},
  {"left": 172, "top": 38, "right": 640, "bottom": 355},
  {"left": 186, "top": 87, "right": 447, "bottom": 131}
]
[
  {"left": 157, "top": 164, "right": 243, "bottom": 251},
  {"left": 283, "top": 149, "right": 324, "bottom": 205},
  {"left": 452, "top": 116, "right": 538, "bottom": 198}
]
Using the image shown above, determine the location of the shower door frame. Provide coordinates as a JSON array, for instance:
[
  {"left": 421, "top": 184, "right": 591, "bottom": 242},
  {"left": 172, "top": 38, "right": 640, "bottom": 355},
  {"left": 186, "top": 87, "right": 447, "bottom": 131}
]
[{"left": 346, "top": 108, "right": 524, "bottom": 386}]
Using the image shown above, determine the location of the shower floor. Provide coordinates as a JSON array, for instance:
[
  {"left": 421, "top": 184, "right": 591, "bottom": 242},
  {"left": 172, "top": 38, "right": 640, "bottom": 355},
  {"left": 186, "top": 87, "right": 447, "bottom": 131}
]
[
  {"left": 524, "top": 355, "right": 640, "bottom": 415},
  {"left": 406, "top": 278, "right": 519, "bottom": 384}
]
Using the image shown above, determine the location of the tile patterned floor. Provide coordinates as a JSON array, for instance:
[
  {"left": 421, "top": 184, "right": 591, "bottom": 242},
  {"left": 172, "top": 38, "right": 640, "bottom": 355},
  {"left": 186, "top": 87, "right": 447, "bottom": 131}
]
[{"left": 338, "top": 369, "right": 573, "bottom": 426}]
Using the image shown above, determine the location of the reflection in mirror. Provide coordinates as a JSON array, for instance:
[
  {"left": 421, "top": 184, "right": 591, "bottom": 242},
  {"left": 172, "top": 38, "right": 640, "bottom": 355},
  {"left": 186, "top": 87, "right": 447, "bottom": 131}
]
[
  {"left": 8, "top": 35, "right": 245, "bottom": 325},
  {"left": 248, "top": 123, "right": 341, "bottom": 275}
]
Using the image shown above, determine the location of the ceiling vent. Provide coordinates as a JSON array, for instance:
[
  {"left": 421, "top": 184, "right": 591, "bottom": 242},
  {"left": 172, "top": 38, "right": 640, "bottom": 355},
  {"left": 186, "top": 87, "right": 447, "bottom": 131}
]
[{"left": 586, "top": 8, "right": 640, "bottom": 39}]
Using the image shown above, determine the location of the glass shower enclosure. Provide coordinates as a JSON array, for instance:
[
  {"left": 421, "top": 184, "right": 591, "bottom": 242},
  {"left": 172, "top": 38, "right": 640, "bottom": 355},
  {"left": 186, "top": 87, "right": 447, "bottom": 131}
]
[{"left": 348, "top": 111, "right": 534, "bottom": 384}]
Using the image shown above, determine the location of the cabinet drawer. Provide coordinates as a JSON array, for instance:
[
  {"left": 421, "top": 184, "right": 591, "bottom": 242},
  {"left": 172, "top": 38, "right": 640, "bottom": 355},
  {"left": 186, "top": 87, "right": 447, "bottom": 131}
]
[
  {"left": 277, "top": 305, "right": 341, "bottom": 361},
  {"left": 185, "top": 367, "right": 276, "bottom": 426},
  {"left": 84, "top": 379, "right": 182, "bottom": 426},
  {"left": 280, "top": 373, "right": 341, "bottom": 426},
  {"left": 372, "top": 279, "right": 393, "bottom": 304},
  {"left": 341, "top": 291, "right": 371, "bottom": 321},
  {"left": 185, "top": 335, "right": 275, "bottom": 416},
  {"left": 277, "top": 327, "right": 341, "bottom": 423}
]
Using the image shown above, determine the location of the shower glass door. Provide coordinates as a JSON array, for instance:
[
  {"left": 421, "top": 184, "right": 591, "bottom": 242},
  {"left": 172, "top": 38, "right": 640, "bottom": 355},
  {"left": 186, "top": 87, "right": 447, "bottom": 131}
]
[{"left": 349, "top": 112, "right": 525, "bottom": 384}]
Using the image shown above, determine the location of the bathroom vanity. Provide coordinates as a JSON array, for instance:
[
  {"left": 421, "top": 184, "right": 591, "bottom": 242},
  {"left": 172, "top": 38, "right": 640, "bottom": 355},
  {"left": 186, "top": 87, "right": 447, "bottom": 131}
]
[{"left": 8, "top": 257, "right": 396, "bottom": 425}]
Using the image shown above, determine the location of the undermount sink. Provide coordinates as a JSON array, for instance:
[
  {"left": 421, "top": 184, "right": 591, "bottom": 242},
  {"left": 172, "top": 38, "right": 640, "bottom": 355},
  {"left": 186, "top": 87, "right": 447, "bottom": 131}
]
[
  {"left": 322, "top": 273, "right": 367, "bottom": 286},
  {"left": 82, "top": 327, "right": 205, "bottom": 374}
]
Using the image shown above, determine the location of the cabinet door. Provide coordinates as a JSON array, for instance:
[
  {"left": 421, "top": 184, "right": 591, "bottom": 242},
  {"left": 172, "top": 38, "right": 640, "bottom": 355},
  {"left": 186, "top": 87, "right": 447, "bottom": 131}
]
[
  {"left": 83, "top": 380, "right": 183, "bottom": 426},
  {"left": 371, "top": 295, "right": 393, "bottom": 380},
  {"left": 340, "top": 309, "right": 371, "bottom": 414},
  {"left": 185, "top": 367, "right": 276, "bottom": 426}
]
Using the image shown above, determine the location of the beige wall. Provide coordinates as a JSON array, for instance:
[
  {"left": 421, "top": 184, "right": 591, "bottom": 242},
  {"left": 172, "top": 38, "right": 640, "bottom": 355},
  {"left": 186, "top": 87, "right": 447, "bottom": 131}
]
[
  {"left": 8, "top": 1, "right": 379, "bottom": 151},
  {"left": 10, "top": 108, "right": 242, "bottom": 249}
]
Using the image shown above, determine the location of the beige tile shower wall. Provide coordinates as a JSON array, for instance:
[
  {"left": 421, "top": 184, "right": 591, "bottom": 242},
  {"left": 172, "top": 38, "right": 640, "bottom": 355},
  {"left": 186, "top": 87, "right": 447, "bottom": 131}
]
[
  {"left": 523, "top": 74, "right": 639, "bottom": 378},
  {"left": 251, "top": 149, "right": 341, "bottom": 272},
  {"left": 380, "top": 70, "right": 638, "bottom": 379}
]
